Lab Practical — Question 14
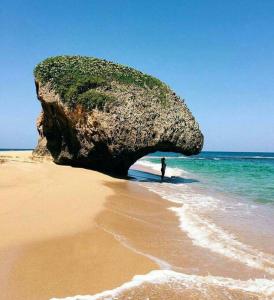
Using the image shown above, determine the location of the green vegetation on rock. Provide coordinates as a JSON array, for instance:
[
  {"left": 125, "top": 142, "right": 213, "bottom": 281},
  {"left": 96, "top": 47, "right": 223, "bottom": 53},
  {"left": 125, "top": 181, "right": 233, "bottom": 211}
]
[
  {"left": 34, "top": 56, "right": 170, "bottom": 110},
  {"left": 78, "top": 90, "right": 115, "bottom": 110},
  {"left": 64, "top": 76, "right": 112, "bottom": 109}
]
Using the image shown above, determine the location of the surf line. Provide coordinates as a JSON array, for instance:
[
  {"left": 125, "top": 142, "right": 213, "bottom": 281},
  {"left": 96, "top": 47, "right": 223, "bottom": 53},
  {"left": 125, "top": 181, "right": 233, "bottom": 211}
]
[{"left": 51, "top": 269, "right": 274, "bottom": 300}]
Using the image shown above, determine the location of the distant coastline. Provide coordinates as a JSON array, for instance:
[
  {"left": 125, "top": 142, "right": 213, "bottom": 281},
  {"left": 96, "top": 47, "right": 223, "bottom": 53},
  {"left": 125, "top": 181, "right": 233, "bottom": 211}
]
[
  {"left": 0, "top": 148, "right": 34, "bottom": 151},
  {"left": 1, "top": 148, "right": 273, "bottom": 154}
]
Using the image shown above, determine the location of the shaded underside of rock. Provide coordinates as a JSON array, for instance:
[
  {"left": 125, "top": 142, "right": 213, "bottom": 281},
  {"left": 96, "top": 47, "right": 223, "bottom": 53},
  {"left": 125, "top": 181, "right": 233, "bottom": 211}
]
[{"left": 33, "top": 56, "right": 203, "bottom": 175}]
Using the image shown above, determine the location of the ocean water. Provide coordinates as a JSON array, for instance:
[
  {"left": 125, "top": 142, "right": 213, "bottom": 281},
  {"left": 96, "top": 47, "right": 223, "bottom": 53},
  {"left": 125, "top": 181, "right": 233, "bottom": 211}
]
[
  {"left": 145, "top": 151, "right": 274, "bottom": 205},
  {"left": 2, "top": 149, "right": 273, "bottom": 298},
  {"left": 53, "top": 151, "right": 274, "bottom": 300},
  {"left": 132, "top": 152, "right": 274, "bottom": 273},
  {"left": 0, "top": 148, "right": 32, "bottom": 151}
]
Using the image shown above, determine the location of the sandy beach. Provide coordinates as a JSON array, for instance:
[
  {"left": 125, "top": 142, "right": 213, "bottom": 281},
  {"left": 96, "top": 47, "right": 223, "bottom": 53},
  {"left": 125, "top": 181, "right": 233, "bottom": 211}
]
[
  {"left": 0, "top": 151, "right": 157, "bottom": 299},
  {"left": 1, "top": 151, "right": 274, "bottom": 300}
]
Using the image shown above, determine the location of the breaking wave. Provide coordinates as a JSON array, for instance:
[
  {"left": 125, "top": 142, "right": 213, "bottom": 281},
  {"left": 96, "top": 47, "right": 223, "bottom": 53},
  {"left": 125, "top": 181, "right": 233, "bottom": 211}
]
[
  {"left": 135, "top": 160, "right": 274, "bottom": 275},
  {"left": 51, "top": 270, "right": 274, "bottom": 300},
  {"left": 51, "top": 158, "right": 274, "bottom": 300}
]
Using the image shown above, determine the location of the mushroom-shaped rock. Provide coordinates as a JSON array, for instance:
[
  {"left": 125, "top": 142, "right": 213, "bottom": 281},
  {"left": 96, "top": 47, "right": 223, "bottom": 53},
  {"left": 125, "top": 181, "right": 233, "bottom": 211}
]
[{"left": 33, "top": 56, "right": 203, "bottom": 176}]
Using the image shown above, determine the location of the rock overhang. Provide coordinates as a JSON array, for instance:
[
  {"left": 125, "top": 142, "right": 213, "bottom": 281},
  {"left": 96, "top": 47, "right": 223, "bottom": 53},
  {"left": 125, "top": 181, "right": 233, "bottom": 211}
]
[{"left": 33, "top": 55, "right": 203, "bottom": 175}]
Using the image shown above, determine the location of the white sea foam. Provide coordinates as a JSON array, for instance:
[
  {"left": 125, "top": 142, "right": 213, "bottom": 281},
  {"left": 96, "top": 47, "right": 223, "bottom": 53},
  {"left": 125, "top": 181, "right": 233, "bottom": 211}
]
[
  {"left": 97, "top": 224, "right": 172, "bottom": 270},
  {"left": 144, "top": 155, "right": 274, "bottom": 160},
  {"left": 51, "top": 269, "right": 274, "bottom": 300},
  {"left": 243, "top": 156, "right": 274, "bottom": 159},
  {"left": 135, "top": 160, "right": 274, "bottom": 275},
  {"left": 171, "top": 205, "right": 274, "bottom": 275},
  {"left": 135, "top": 159, "right": 189, "bottom": 176},
  {"left": 51, "top": 160, "right": 274, "bottom": 300},
  {"left": 220, "top": 156, "right": 274, "bottom": 160},
  {"left": 145, "top": 155, "right": 189, "bottom": 159}
]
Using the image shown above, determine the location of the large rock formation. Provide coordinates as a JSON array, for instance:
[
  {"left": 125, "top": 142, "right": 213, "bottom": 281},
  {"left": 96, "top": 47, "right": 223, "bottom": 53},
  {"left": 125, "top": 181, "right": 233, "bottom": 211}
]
[{"left": 33, "top": 56, "right": 203, "bottom": 175}]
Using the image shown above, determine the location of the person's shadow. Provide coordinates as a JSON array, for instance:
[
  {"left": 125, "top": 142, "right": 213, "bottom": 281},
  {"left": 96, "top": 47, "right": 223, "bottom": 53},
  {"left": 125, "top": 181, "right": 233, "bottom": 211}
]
[{"left": 128, "top": 169, "right": 199, "bottom": 184}]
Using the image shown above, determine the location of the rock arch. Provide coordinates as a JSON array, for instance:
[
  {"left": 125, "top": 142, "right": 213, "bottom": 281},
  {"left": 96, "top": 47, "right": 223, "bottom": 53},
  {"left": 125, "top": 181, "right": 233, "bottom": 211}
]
[{"left": 33, "top": 56, "right": 203, "bottom": 176}]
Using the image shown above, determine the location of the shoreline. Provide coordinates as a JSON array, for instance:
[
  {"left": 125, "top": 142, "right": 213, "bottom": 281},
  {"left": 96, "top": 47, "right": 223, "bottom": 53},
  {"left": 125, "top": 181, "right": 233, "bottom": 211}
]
[
  {"left": 0, "top": 151, "right": 158, "bottom": 299},
  {"left": 1, "top": 151, "right": 273, "bottom": 299}
]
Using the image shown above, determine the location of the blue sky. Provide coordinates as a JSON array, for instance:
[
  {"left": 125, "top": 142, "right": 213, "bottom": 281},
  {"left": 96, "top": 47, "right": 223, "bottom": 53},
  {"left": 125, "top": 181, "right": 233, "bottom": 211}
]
[{"left": 1, "top": 0, "right": 274, "bottom": 151}]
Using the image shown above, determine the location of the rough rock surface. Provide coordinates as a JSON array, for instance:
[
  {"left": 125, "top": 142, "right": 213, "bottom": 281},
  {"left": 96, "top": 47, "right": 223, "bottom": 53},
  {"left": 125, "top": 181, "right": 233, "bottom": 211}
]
[{"left": 33, "top": 56, "right": 203, "bottom": 175}]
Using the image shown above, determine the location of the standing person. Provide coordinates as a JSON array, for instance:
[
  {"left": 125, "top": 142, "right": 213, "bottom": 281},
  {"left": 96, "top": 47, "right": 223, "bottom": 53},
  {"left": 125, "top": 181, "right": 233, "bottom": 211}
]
[{"left": 161, "top": 157, "right": 166, "bottom": 181}]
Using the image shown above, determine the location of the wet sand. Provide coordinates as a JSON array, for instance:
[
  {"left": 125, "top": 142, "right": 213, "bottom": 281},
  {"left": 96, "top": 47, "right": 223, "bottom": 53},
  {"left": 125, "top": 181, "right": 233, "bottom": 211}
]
[
  {"left": 0, "top": 151, "right": 273, "bottom": 299},
  {"left": 0, "top": 151, "right": 156, "bottom": 299}
]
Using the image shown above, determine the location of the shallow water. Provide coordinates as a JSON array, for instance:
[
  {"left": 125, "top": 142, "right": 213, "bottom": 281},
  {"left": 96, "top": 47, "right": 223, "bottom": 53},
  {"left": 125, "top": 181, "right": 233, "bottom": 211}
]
[
  {"left": 146, "top": 151, "right": 274, "bottom": 205},
  {"left": 53, "top": 152, "right": 274, "bottom": 299},
  {"left": 138, "top": 155, "right": 274, "bottom": 265}
]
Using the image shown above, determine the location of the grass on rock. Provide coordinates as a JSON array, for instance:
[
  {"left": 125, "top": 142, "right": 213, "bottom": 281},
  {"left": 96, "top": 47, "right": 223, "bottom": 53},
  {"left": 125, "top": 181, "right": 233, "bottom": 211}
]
[{"left": 34, "top": 56, "right": 169, "bottom": 110}]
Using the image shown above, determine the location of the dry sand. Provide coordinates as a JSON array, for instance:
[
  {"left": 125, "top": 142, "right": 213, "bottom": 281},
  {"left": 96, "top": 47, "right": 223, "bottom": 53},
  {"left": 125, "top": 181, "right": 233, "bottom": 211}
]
[
  {"left": 1, "top": 151, "right": 272, "bottom": 300},
  {"left": 0, "top": 151, "right": 157, "bottom": 300}
]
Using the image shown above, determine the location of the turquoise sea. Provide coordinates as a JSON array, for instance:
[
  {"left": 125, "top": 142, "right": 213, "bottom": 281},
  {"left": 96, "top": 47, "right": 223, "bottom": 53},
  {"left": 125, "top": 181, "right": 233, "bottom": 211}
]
[
  {"left": 2, "top": 149, "right": 274, "bottom": 298},
  {"left": 145, "top": 151, "right": 274, "bottom": 206},
  {"left": 132, "top": 150, "right": 274, "bottom": 278}
]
